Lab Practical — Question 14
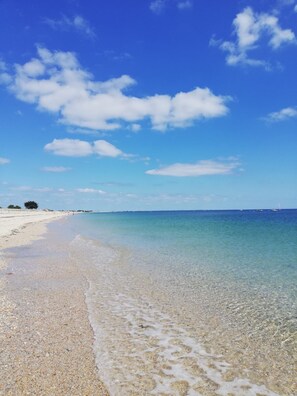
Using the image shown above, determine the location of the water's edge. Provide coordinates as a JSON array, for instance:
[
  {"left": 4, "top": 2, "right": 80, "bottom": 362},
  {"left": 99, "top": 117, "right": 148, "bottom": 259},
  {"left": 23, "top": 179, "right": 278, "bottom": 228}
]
[{"left": 69, "top": 233, "right": 285, "bottom": 396}]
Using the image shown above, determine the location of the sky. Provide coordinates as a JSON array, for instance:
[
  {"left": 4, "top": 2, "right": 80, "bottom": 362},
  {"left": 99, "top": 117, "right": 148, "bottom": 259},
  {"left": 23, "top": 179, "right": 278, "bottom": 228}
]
[{"left": 0, "top": 0, "right": 296, "bottom": 211}]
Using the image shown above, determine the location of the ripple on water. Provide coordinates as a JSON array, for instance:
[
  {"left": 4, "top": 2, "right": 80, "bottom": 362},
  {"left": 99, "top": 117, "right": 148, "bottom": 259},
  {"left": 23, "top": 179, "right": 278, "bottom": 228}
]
[{"left": 69, "top": 236, "right": 282, "bottom": 396}]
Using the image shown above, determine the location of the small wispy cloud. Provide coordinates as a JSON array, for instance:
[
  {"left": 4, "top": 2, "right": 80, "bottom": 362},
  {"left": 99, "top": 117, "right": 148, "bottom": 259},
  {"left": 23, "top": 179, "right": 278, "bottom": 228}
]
[
  {"left": 76, "top": 188, "right": 106, "bottom": 194},
  {"left": 41, "top": 166, "right": 71, "bottom": 172},
  {"left": 211, "top": 7, "right": 296, "bottom": 69},
  {"left": 146, "top": 159, "right": 240, "bottom": 177},
  {"left": 103, "top": 50, "right": 132, "bottom": 62},
  {"left": 93, "top": 181, "right": 135, "bottom": 187},
  {"left": 150, "top": 0, "right": 192, "bottom": 13},
  {"left": 0, "top": 60, "right": 6, "bottom": 70},
  {"left": 150, "top": 0, "right": 167, "bottom": 14},
  {"left": 12, "top": 185, "right": 32, "bottom": 191},
  {"left": 44, "top": 15, "right": 96, "bottom": 38},
  {"left": 10, "top": 185, "right": 51, "bottom": 193},
  {"left": 130, "top": 124, "right": 141, "bottom": 132},
  {"left": 177, "top": 1, "right": 192, "bottom": 10},
  {"left": 0, "top": 60, "right": 12, "bottom": 84},
  {"left": 265, "top": 106, "right": 297, "bottom": 121},
  {"left": 35, "top": 187, "right": 53, "bottom": 192},
  {"left": 0, "top": 157, "right": 10, "bottom": 165}
]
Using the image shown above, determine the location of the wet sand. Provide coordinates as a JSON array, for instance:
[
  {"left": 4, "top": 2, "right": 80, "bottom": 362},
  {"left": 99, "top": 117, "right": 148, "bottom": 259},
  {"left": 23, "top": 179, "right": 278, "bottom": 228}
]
[{"left": 0, "top": 212, "right": 108, "bottom": 395}]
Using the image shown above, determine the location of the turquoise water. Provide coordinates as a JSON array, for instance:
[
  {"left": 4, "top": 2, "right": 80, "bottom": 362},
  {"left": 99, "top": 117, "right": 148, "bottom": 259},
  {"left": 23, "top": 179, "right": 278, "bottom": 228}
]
[
  {"left": 68, "top": 210, "right": 297, "bottom": 395},
  {"left": 72, "top": 210, "right": 297, "bottom": 309}
]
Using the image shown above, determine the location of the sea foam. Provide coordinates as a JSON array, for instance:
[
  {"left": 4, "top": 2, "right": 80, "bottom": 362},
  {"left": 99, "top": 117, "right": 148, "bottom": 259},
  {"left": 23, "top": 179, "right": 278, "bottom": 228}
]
[{"left": 69, "top": 234, "right": 280, "bottom": 396}]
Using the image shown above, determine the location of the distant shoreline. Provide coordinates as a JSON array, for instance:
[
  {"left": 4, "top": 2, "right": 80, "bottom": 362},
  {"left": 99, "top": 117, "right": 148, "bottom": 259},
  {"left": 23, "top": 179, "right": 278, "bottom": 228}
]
[{"left": 88, "top": 208, "right": 296, "bottom": 214}]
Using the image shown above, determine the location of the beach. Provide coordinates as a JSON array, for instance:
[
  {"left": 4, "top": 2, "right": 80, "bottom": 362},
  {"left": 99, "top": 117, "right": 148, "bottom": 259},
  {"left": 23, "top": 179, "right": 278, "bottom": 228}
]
[
  {"left": 0, "top": 209, "right": 296, "bottom": 396},
  {"left": 0, "top": 210, "right": 108, "bottom": 395}
]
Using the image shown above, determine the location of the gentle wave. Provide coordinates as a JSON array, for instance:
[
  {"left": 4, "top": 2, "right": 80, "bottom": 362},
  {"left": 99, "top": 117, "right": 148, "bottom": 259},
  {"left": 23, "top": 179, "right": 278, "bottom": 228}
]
[{"left": 69, "top": 235, "right": 280, "bottom": 396}]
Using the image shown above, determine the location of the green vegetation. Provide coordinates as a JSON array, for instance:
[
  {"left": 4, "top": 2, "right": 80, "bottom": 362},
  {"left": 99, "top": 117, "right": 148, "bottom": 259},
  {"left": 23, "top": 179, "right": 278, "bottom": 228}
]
[
  {"left": 24, "top": 201, "right": 38, "bottom": 209},
  {"left": 7, "top": 204, "right": 21, "bottom": 209}
]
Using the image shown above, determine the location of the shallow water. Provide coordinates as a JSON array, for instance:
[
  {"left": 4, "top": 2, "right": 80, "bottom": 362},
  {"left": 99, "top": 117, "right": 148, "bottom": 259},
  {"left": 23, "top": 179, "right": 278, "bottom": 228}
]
[{"left": 68, "top": 210, "right": 296, "bottom": 395}]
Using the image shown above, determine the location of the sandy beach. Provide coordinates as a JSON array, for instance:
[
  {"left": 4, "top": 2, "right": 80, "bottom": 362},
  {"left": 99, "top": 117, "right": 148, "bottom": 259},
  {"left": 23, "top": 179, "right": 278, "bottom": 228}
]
[
  {"left": 0, "top": 209, "right": 71, "bottom": 249},
  {"left": 0, "top": 210, "right": 108, "bottom": 395}
]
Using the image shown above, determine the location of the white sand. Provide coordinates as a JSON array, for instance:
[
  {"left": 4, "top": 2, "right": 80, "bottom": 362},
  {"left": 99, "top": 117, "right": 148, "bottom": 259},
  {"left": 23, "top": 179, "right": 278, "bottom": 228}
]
[
  {"left": 0, "top": 209, "right": 71, "bottom": 249},
  {"left": 0, "top": 209, "right": 109, "bottom": 395}
]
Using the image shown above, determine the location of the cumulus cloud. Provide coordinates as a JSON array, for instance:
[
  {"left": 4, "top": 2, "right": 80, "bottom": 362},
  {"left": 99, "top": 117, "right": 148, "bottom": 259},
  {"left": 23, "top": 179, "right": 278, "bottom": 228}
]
[
  {"left": 44, "top": 15, "right": 96, "bottom": 38},
  {"left": 41, "top": 166, "right": 71, "bottom": 172},
  {"left": 265, "top": 106, "right": 297, "bottom": 121},
  {"left": 211, "top": 7, "right": 296, "bottom": 68},
  {"left": 146, "top": 159, "right": 240, "bottom": 177},
  {"left": 1, "top": 47, "right": 229, "bottom": 131},
  {"left": 93, "top": 140, "right": 123, "bottom": 157},
  {"left": 0, "top": 157, "right": 10, "bottom": 165},
  {"left": 44, "top": 138, "right": 126, "bottom": 158},
  {"left": 45, "top": 139, "right": 94, "bottom": 157}
]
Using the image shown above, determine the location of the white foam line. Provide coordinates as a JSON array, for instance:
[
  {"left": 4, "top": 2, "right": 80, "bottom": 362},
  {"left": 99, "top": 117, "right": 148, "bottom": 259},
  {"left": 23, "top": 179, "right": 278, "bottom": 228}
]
[{"left": 70, "top": 235, "right": 280, "bottom": 396}]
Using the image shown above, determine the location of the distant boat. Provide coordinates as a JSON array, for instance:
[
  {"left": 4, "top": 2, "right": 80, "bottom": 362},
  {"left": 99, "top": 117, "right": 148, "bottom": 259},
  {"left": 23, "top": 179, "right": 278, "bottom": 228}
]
[{"left": 272, "top": 204, "right": 281, "bottom": 212}]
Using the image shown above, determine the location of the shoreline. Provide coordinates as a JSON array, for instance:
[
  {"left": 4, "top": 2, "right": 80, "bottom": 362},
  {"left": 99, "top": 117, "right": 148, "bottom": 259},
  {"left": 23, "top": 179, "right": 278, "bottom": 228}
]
[
  {"left": 0, "top": 211, "right": 109, "bottom": 395},
  {"left": 0, "top": 209, "right": 73, "bottom": 249},
  {"left": 1, "top": 210, "right": 295, "bottom": 395}
]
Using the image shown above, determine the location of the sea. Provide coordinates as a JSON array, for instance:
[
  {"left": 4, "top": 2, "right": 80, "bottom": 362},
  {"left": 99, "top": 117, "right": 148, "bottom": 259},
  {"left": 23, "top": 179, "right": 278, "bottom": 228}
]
[{"left": 66, "top": 209, "right": 296, "bottom": 395}]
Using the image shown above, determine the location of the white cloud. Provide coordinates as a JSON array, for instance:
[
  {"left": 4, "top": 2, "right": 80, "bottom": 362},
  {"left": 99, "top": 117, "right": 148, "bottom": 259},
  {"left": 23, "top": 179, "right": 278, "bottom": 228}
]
[
  {"left": 44, "top": 138, "right": 125, "bottom": 158},
  {"left": 0, "top": 61, "right": 12, "bottom": 84},
  {"left": 104, "top": 50, "right": 132, "bottom": 62},
  {"left": 150, "top": 0, "right": 167, "bottom": 14},
  {"left": 294, "top": 4, "right": 297, "bottom": 12},
  {"left": 76, "top": 188, "right": 106, "bottom": 194},
  {"left": 146, "top": 159, "right": 240, "bottom": 177},
  {"left": 35, "top": 187, "right": 52, "bottom": 192},
  {"left": 2, "top": 48, "right": 229, "bottom": 131},
  {"left": 212, "top": 7, "right": 296, "bottom": 68},
  {"left": 22, "top": 59, "right": 45, "bottom": 77},
  {"left": 0, "top": 72, "right": 12, "bottom": 84},
  {"left": 265, "top": 106, "right": 297, "bottom": 121},
  {"left": 0, "top": 60, "right": 6, "bottom": 70},
  {"left": 10, "top": 185, "right": 52, "bottom": 193},
  {"left": 0, "top": 157, "right": 10, "bottom": 165},
  {"left": 45, "top": 139, "right": 93, "bottom": 157},
  {"left": 42, "top": 166, "right": 71, "bottom": 172},
  {"left": 130, "top": 123, "right": 141, "bottom": 132},
  {"left": 44, "top": 15, "right": 96, "bottom": 38},
  {"left": 177, "top": 1, "right": 192, "bottom": 10},
  {"left": 278, "top": 0, "right": 295, "bottom": 5},
  {"left": 13, "top": 185, "right": 32, "bottom": 191},
  {"left": 93, "top": 140, "right": 123, "bottom": 157},
  {"left": 150, "top": 0, "right": 192, "bottom": 13}
]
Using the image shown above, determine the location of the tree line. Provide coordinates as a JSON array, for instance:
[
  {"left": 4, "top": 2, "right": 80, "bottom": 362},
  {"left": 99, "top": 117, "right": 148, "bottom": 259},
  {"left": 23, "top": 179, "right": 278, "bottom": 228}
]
[{"left": 3, "top": 201, "right": 39, "bottom": 210}]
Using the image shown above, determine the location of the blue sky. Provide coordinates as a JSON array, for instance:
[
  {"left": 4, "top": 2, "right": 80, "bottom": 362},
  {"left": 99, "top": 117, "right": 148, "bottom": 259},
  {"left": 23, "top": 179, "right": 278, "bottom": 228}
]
[{"left": 0, "top": 0, "right": 296, "bottom": 211}]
